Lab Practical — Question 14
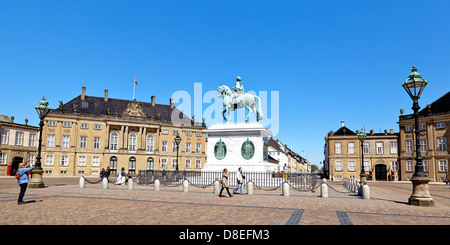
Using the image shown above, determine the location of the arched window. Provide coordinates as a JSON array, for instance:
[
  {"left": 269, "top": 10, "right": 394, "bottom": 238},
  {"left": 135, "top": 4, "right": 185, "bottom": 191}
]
[
  {"left": 129, "top": 134, "right": 137, "bottom": 151},
  {"left": 110, "top": 156, "right": 117, "bottom": 174},
  {"left": 110, "top": 132, "right": 118, "bottom": 151},
  {"left": 146, "top": 135, "right": 154, "bottom": 152},
  {"left": 129, "top": 157, "right": 136, "bottom": 174},
  {"left": 147, "top": 157, "right": 154, "bottom": 170}
]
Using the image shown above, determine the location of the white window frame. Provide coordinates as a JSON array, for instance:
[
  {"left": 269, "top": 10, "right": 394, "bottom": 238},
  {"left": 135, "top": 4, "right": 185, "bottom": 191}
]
[
  {"left": 60, "top": 155, "right": 69, "bottom": 166},
  {"left": 376, "top": 142, "right": 383, "bottom": 154},
  {"left": 348, "top": 142, "right": 355, "bottom": 155},
  {"left": 348, "top": 160, "right": 356, "bottom": 171},
  {"left": 406, "top": 160, "right": 414, "bottom": 172},
  {"left": 335, "top": 160, "right": 343, "bottom": 171},
  {"left": 47, "top": 134, "right": 55, "bottom": 148},
  {"left": 79, "top": 136, "right": 87, "bottom": 149},
  {"left": 161, "top": 141, "right": 168, "bottom": 152},
  {"left": 62, "top": 135, "right": 70, "bottom": 148},
  {"left": 129, "top": 134, "right": 137, "bottom": 151},
  {"left": 78, "top": 155, "right": 86, "bottom": 167},
  {"left": 390, "top": 141, "right": 397, "bottom": 154},
  {"left": 406, "top": 140, "right": 413, "bottom": 153},
  {"left": 439, "top": 159, "right": 448, "bottom": 172},
  {"left": 45, "top": 155, "right": 54, "bottom": 166},
  {"left": 146, "top": 135, "right": 154, "bottom": 152},
  {"left": 93, "top": 137, "right": 101, "bottom": 149},
  {"left": 1, "top": 130, "right": 8, "bottom": 144},
  {"left": 335, "top": 143, "right": 342, "bottom": 155},
  {"left": 15, "top": 132, "right": 24, "bottom": 146},
  {"left": 110, "top": 132, "right": 118, "bottom": 151}
]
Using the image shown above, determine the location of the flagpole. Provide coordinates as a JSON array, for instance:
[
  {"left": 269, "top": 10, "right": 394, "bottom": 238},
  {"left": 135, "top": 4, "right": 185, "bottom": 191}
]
[{"left": 133, "top": 75, "right": 136, "bottom": 100}]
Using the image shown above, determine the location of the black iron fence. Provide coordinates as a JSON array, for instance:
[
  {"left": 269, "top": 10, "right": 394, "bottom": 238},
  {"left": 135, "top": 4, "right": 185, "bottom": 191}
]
[{"left": 137, "top": 170, "right": 318, "bottom": 190}]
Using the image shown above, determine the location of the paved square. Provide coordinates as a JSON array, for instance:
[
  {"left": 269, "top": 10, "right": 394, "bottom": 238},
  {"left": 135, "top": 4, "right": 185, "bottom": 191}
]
[{"left": 1, "top": 177, "right": 449, "bottom": 225}]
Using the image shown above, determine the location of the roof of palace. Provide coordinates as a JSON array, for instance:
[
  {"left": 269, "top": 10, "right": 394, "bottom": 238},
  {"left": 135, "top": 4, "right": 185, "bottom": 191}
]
[
  {"left": 418, "top": 91, "right": 450, "bottom": 116},
  {"left": 50, "top": 95, "right": 203, "bottom": 127}
]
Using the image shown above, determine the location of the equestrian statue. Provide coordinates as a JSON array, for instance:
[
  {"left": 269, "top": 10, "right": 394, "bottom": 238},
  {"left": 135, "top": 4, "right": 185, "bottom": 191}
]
[{"left": 218, "top": 76, "right": 263, "bottom": 123}]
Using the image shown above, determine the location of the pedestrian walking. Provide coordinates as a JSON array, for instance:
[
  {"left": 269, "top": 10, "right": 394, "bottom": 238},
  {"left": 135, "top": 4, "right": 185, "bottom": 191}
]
[
  {"left": 16, "top": 161, "right": 33, "bottom": 205},
  {"left": 105, "top": 167, "right": 111, "bottom": 180},
  {"left": 100, "top": 168, "right": 107, "bottom": 179},
  {"left": 233, "top": 167, "right": 245, "bottom": 195},
  {"left": 219, "top": 168, "right": 233, "bottom": 198}
]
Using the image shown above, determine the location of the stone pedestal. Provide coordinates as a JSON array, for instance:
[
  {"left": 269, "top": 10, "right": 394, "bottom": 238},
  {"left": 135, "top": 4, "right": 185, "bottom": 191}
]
[
  {"left": 29, "top": 168, "right": 45, "bottom": 188},
  {"left": 202, "top": 123, "right": 273, "bottom": 172},
  {"left": 408, "top": 176, "right": 434, "bottom": 207}
]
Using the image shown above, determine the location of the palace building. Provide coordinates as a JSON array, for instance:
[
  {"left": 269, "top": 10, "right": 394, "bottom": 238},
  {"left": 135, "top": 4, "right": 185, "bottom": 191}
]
[
  {"left": 324, "top": 121, "right": 399, "bottom": 181},
  {"left": 40, "top": 86, "right": 207, "bottom": 177},
  {"left": 397, "top": 91, "right": 449, "bottom": 182}
]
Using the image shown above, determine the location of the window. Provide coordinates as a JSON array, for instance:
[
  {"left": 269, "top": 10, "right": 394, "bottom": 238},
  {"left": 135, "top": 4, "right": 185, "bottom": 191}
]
[
  {"left": 406, "top": 140, "right": 413, "bottom": 153},
  {"left": 173, "top": 130, "right": 179, "bottom": 136},
  {"left": 185, "top": 159, "right": 191, "bottom": 169},
  {"left": 363, "top": 142, "right": 369, "bottom": 154},
  {"left": 376, "top": 142, "right": 383, "bottom": 154},
  {"left": 161, "top": 158, "right": 167, "bottom": 169},
  {"left": 162, "top": 129, "right": 168, "bottom": 135},
  {"left": 92, "top": 156, "right": 100, "bottom": 167},
  {"left": 78, "top": 156, "right": 86, "bottom": 166},
  {"left": 419, "top": 139, "right": 427, "bottom": 153},
  {"left": 364, "top": 161, "right": 370, "bottom": 172},
  {"left": 15, "top": 132, "right": 23, "bottom": 145},
  {"left": 438, "top": 138, "right": 447, "bottom": 151},
  {"left": 146, "top": 135, "right": 154, "bottom": 152},
  {"left": 406, "top": 160, "right": 414, "bottom": 172},
  {"left": 196, "top": 143, "right": 201, "bottom": 153},
  {"left": 171, "top": 159, "right": 177, "bottom": 169},
  {"left": 436, "top": 122, "right": 446, "bottom": 129},
  {"left": 348, "top": 142, "right": 355, "bottom": 155},
  {"left": 161, "top": 141, "right": 168, "bottom": 152},
  {"left": 348, "top": 160, "right": 356, "bottom": 171},
  {"left": 172, "top": 142, "right": 178, "bottom": 152},
  {"left": 48, "top": 121, "right": 56, "bottom": 127},
  {"left": 0, "top": 153, "right": 7, "bottom": 165},
  {"left": 419, "top": 124, "right": 426, "bottom": 131},
  {"left": 94, "top": 124, "right": 102, "bottom": 130},
  {"left": 29, "top": 134, "right": 36, "bottom": 147},
  {"left": 45, "top": 155, "right": 54, "bottom": 166},
  {"left": 129, "top": 134, "right": 136, "bottom": 151},
  {"left": 196, "top": 132, "right": 202, "bottom": 137},
  {"left": 47, "top": 134, "right": 55, "bottom": 147},
  {"left": 423, "top": 160, "right": 428, "bottom": 172},
  {"left": 129, "top": 157, "right": 136, "bottom": 174},
  {"left": 80, "top": 123, "right": 88, "bottom": 129},
  {"left": 60, "top": 155, "right": 69, "bottom": 166},
  {"left": 110, "top": 133, "right": 118, "bottom": 151},
  {"left": 335, "top": 160, "right": 343, "bottom": 171},
  {"left": 439, "top": 159, "right": 448, "bottom": 172},
  {"left": 93, "top": 137, "right": 101, "bottom": 149},
  {"left": 27, "top": 154, "right": 35, "bottom": 165},
  {"left": 390, "top": 142, "right": 397, "bottom": 154},
  {"left": 405, "top": 126, "right": 412, "bottom": 132},
  {"left": 195, "top": 159, "right": 201, "bottom": 169},
  {"left": 186, "top": 131, "right": 192, "bottom": 136},
  {"left": 109, "top": 156, "right": 117, "bottom": 174},
  {"left": 62, "top": 135, "right": 70, "bottom": 148},
  {"left": 335, "top": 143, "right": 342, "bottom": 155},
  {"left": 79, "top": 136, "right": 87, "bottom": 149},
  {"left": 391, "top": 161, "right": 399, "bottom": 171},
  {"left": 1, "top": 130, "right": 8, "bottom": 144},
  {"left": 63, "top": 121, "right": 71, "bottom": 127},
  {"left": 147, "top": 157, "right": 154, "bottom": 170},
  {"left": 185, "top": 142, "right": 191, "bottom": 153}
]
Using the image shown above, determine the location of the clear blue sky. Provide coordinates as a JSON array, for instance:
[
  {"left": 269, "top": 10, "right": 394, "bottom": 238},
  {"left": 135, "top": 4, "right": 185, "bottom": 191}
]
[{"left": 1, "top": 0, "right": 449, "bottom": 168}]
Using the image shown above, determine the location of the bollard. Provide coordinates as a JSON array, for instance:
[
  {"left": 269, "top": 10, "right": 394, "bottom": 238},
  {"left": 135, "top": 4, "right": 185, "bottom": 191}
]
[
  {"left": 282, "top": 182, "right": 290, "bottom": 197},
  {"left": 79, "top": 176, "right": 85, "bottom": 188},
  {"left": 102, "top": 177, "right": 108, "bottom": 189},
  {"left": 213, "top": 180, "right": 220, "bottom": 194},
  {"left": 321, "top": 178, "right": 328, "bottom": 198},
  {"left": 128, "top": 178, "right": 134, "bottom": 190},
  {"left": 183, "top": 179, "right": 189, "bottom": 192},
  {"left": 362, "top": 184, "right": 370, "bottom": 199},
  {"left": 154, "top": 179, "right": 160, "bottom": 191},
  {"left": 247, "top": 181, "right": 254, "bottom": 195}
]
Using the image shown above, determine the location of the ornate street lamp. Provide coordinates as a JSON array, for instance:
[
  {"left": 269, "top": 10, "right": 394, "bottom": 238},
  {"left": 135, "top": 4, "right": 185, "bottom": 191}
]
[
  {"left": 29, "top": 97, "right": 51, "bottom": 188},
  {"left": 402, "top": 65, "right": 434, "bottom": 206},
  {"left": 174, "top": 135, "right": 182, "bottom": 171},
  {"left": 357, "top": 128, "right": 367, "bottom": 185}
]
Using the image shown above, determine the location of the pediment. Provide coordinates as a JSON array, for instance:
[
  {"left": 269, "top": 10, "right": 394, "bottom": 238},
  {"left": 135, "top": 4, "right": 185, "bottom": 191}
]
[{"left": 122, "top": 101, "right": 146, "bottom": 117}]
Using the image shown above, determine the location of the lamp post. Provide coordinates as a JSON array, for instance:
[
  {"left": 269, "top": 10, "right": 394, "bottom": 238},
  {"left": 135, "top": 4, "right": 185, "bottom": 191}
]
[
  {"left": 357, "top": 128, "right": 367, "bottom": 185},
  {"left": 174, "top": 135, "right": 182, "bottom": 171},
  {"left": 29, "top": 97, "right": 51, "bottom": 188},
  {"left": 402, "top": 65, "right": 434, "bottom": 206}
]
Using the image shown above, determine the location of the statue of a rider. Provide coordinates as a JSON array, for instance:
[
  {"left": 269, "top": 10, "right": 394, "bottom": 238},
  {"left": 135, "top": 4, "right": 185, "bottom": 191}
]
[{"left": 232, "top": 76, "right": 244, "bottom": 105}]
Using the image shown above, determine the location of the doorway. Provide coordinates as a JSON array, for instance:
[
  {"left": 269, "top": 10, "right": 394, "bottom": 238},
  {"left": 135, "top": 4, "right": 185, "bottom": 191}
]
[
  {"left": 11, "top": 157, "right": 23, "bottom": 176},
  {"left": 375, "top": 164, "right": 387, "bottom": 181}
]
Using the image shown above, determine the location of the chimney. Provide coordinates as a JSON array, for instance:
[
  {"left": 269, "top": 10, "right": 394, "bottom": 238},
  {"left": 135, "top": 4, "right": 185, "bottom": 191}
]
[
  {"left": 170, "top": 98, "right": 174, "bottom": 109},
  {"left": 341, "top": 121, "right": 345, "bottom": 127},
  {"left": 151, "top": 95, "right": 155, "bottom": 106},
  {"left": 81, "top": 86, "right": 86, "bottom": 100},
  {"left": 390, "top": 129, "right": 394, "bottom": 134},
  {"left": 104, "top": 89, "right": 109, "bottom": 102}
]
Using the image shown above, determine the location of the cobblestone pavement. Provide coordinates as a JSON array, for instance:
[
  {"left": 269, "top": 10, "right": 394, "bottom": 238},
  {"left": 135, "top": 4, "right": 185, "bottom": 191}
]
[{"left": 0, "top": 177, "right": 449, "bottom": 225}]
